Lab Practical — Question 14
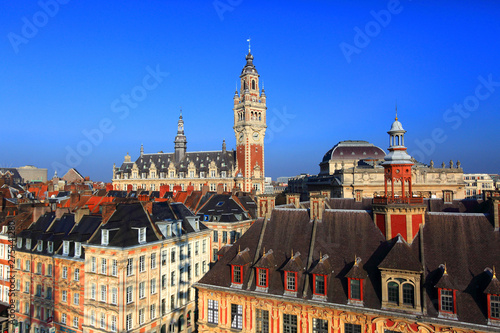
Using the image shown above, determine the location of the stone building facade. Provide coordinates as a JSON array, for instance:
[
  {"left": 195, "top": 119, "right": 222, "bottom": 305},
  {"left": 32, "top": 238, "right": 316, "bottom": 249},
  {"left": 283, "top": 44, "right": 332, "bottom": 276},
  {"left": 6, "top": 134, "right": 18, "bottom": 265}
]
[{"left": 112, "top": 50, "right": 267, "bottom": 195}]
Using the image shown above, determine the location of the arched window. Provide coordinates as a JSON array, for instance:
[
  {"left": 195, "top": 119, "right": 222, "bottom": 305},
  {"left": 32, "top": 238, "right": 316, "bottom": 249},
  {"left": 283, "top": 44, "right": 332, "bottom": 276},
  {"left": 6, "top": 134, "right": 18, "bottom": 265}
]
[
  {"left": 178, "top": 315, "right": 184, "bottom": 332},
  {"left": 388, "top": 282, "right": 399, "bottom": 304},
  {"left": 252, "top": 80, "right": 256, "bottom": 90},
  {"left": 403, "top": 283, "right": 415, "bottom": 306}
]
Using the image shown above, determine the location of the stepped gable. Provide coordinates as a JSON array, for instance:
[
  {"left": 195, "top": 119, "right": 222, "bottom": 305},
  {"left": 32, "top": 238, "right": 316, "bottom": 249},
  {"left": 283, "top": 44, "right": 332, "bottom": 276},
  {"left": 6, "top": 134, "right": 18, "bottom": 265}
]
[
  {"left": 198, "top": 219, "right": 265, "bottom": 288},
  {"left": 421, "top": 212, "right": 500, "bottom": 325}
]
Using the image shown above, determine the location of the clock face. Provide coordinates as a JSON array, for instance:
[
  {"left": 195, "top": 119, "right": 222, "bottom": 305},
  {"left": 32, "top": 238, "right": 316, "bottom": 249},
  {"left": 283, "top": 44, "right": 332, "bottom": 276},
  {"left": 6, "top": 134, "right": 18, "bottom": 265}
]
[{"left": 253, "top": 132, "right": 259, "bottom": 141}]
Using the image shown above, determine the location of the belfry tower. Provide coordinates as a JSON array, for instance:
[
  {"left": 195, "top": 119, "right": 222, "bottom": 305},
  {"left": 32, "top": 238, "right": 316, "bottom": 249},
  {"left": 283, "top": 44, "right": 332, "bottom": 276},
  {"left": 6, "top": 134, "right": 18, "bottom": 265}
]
[
  {"left": 233, "top": 43, "right": 267, "bottom": 193},
  {"left": 373, "top": 112, "right": 426, "bottom": 243}
]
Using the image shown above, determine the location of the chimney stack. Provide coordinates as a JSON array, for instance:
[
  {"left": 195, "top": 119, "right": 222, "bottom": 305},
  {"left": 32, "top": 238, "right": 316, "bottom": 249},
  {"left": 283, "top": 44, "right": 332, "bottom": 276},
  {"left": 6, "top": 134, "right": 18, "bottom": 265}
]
[
  {"left": 286, "top": 193, "right": 300, "bottom": 209},
  {"left": 310, "top": 194, "right": 326, "bottom": 221},
  {"left": 257, "top": 194, "right": 276, "bottom": 220}
]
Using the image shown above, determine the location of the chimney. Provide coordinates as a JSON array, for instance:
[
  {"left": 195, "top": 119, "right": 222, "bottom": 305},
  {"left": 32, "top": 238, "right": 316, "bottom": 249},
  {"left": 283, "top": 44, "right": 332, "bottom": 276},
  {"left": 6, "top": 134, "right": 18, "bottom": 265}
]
[
  {"left": 286, "top": 193, "right": 300, "bottom": 209},
  {"left": 33, "top": 206, "right": 51, "bottom": 223},
  {"left": 160, "top": 185, "right": 170, "bottom": 198},
  {"left": 216, "top": 183, "right": 224, "bottom": 194},
  {"left": 142, "top": 201, "right": 153, "bottom": 215},
  {"left": 202, "top": 184, "right": 209, "bottom": 196},
  {"left": 492, "top": 196, "right": 500, "bottom": 231},
  {"left": 187, "top": 184, "right": 194, "bottom": 196},
  {"left": 310, "top": 194, "right": 326, "bottom": 221},
  {"left": 55, "top": 208, "right": 69, "bottom": 219},
  {"left": 172, "top": 185, "right": 182, "bottom": 197},
  {"left": 101, "top": 202, "right": 117, "bottom": 224},
  {"left": 257, "top": 194, "right": 276, "bottom": 220},
  {"left": 75, "top": 207, "right": 90, "bottom": 223},
  {"left": 70, "top": 192, "right": 80, "bottom": 206}
]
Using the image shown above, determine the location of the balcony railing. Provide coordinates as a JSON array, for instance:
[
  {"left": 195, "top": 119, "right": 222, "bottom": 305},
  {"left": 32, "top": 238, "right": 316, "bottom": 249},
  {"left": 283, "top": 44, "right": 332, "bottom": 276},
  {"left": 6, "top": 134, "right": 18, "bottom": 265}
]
[{"left": 373, "top": 196, "right": 424, "bottom": 205}]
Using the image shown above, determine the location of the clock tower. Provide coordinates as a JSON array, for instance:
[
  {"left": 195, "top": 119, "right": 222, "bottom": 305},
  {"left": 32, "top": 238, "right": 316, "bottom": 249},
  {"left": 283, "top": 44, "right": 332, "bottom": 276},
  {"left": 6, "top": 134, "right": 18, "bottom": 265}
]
[{"left": 233, "top": 47, "right": 267, "bottom": 193}]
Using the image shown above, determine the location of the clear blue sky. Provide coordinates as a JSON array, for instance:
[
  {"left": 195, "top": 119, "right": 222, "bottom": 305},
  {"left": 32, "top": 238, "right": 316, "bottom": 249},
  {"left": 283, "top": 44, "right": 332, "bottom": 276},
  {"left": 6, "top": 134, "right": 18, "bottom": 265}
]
[{"left": 2, "top": 0, "right": 500, "bottom": 181}]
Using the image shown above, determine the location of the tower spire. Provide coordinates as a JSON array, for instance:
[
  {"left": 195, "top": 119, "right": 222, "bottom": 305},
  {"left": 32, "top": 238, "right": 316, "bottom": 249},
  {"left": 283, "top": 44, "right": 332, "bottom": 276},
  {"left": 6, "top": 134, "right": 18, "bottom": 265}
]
[
  {"left": 395, "top": 101, "right": 398, "bottom": 121},
  {"left": 247, "top": 37, "right": 251, "bottom": 53},
  {"left": 174, "top": 109, "right": 187, "bottom": 163}
]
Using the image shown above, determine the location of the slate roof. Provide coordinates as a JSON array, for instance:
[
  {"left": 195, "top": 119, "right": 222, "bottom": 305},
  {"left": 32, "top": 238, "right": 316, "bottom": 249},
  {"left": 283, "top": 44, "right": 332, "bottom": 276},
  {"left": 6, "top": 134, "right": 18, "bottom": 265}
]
[
  {"left": 197, "top": 194, "right": 252, "bottom": 222},
  {"left": 322, "top": 140, "right": 386, "bottom": 163},
  {"left": 115, "top": 150, "right": 236, "bottom": 176},
  {"left": 199, "top": 205, "right": 500, "bottom": 327}
]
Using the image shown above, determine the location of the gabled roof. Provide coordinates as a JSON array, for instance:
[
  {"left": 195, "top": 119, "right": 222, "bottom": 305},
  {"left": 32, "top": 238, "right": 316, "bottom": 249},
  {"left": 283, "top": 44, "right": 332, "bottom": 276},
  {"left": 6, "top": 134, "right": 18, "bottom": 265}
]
[
  {"left": 378, "top": 235, "right": 423, "bottom": 272},
  {"left": 281, "top": 252, "right": 305, "bottom": 272},
  {"left": 254, "top": 249, "right": 276, "bottom": 269}
]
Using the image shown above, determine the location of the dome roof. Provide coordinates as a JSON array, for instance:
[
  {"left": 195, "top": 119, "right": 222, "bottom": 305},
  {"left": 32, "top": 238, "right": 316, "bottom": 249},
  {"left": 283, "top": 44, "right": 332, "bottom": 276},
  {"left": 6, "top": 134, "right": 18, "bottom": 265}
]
[
  {"left": 241, "top": 52, "right": 258, "bottom": 75},
  {"left": 389, "top": 119, "right": 405, "bottom": 132},
  {"left": 322, "top": 140, "right": 386, "bottom": 163}
]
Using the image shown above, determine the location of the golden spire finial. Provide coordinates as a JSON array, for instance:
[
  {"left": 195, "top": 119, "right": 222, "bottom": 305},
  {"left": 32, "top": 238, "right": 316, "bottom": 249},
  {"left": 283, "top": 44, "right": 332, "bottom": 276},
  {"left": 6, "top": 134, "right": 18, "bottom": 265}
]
[
  {"left": 263, "top": 247, "right": 266, "bottom": 256},
  {"left": 238, "top": 245, "right": 241, "bottom": 254},
  {"left": 319, "top": 251, "right": 323, "bottom": 262},
  {"left": 291, "top": 249, "right": 294, "bottom": 259},
  {"left": 395, "top": 101, "right": 398, "bottom": 121},
  {"left": 354, "top": 254, "right": 358, "bottom": 266},
  {"left": 494, "top": 266, "right": 497, "bottom": 279},
  {"left": 444, "top": 262, "right": 448, "bottom": 275}
]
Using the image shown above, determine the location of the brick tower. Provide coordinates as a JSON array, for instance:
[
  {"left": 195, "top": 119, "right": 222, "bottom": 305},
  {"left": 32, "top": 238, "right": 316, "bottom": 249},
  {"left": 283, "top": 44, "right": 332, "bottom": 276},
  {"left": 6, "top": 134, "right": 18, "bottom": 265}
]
[{"left": 233, "top": 43, "right": 267, "bottom": 193}]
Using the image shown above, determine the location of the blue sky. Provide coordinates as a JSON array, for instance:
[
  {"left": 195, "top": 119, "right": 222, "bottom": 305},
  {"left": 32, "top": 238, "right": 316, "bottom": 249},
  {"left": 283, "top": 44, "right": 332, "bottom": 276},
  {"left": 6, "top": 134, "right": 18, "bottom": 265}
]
[{"left": 2, "top": 0, "right": 500, "bottom": 181}]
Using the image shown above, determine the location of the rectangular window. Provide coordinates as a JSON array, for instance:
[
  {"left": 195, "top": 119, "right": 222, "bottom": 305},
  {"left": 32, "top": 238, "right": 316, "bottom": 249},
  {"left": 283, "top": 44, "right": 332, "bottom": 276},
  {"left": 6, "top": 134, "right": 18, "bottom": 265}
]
[
  {"left": 74, "top": 242, "right": 81, "bottom": 257},
  {"left": 62, "top": 266, "right": 68, "bottom": 279},
  {"left": 150, "top": 304, "right": 156, "bottom": 319},
  {"left": 151, "top": 253, "right": 157, "bottom": 269},
  {"left": 62, "top": 290, "right": 67, "bottom": 302},
  {"left": 111, "top": 287, "right": 117, "bottom": 305},
  {"left": 312, "top": 318, "right": 328, "bottom": 333},
  {"left": 139, "top": 255, "right": 146, "bottom": 272},
  {"left": 257, "top": 268, "right": 268, "bottom": 287},
  {"left": 126, "top": 314, "right": 133, "bottom": 331},
  {"left": 61, "top": 313, "right": 67, "bottom": 324},
  {"left": 91, "top": 257, "right": 96, "bottom": 273},
  {"left": 100, "top": 285, "right": 107, "bottom": 302},
  {"left": 74, "top": 268, "right": 80, "bottom": 281},
  {"left": 139, "top": 308, "right": 145, "bottom": 325},
  {"left": 111, "top": 259, "right": 118, "bottom": 276},
  {"left": 162, "top": 250, "right": 167, "bottom": 265},
  {"left": 491, "top": 295, "right": 500, "bottom": 319},
  {"left": 101, "top": 258, "right": 107, "bottom": 275},
  {"left": 195, "top": 241, "right": 199, "bottom": 255},
  {"left": 62, "top": 240, "right": 68, "bottom": 254},
  {"left": 25, "top": 259, "right": 30, "bottom": 271},
  {"left": 207, "top": 299, "right": 219, "bottom": 324},
  {"left": 126, "top": 286, "right": 133, "bottom": 304},
  {"left": 232, "top": 265, "right": 242, "bottom": 284},
  {"left": 350, "top": 279, "right": 361, "bottom": 300},
  {"left": 314, "top": 274, "right": 326, "bottom": 295},
  {"left": 171, "top": 294, "right": 175, "bottom": 309},
  {"left": 203, "top": 239, "right": 207, "bottom": 253},
  {"left": 213, "top": 230, "right": 218, "bottom": 242},
  {"left": 151, "top": 278, "right": 157, "bottom": 294},
  {"left": 74, "top": 293, "right": 79, "bottom": 305},
  {"left": 139, "top": 281, "right": 146, "bottom": 299},
  {"left": 285, "top": 271, "right": 297, "bottom": 291},
  {"left": 48, "top": 241, "right": 53, "bottom": 253},
  {"left": 222, "top": 231, "right": 227, "bottom": 243},
  {"left": 171, "top": 249, "right": 176, "bottom": 263},
  {"left": 345, "top": 323, "right": 362, "bottom": 333},
  {"left": 195, "top": 263, "right": 199, "bottom": 277},
  {"left": 256, "top": 309, "right": 269, "bottom": 333},
  {"left": 231, "top": 304, "right": 243, "bottom": 330},
  {"left": 111, "top": 315, "right": 117, "bottom": 332},
  {"left": 440, "top": 289, "right": 454, "bottom": 313},
  {"left": 162, "top": 274, "right": 167, "bottom": 289},
  {"left": 91, "top": 283, "right": 96, "bottom": 300},
  {"left": 213, "top": 248, "right": 218, "bottom": 262},
  {"left": 127, "top": 258, "right": 134, "bottom": 276},
  {"left": 283, "top": 313, "right": 297, "bottom": 333},
  {"left": 171, "top": 271, "right": 176, "bottom": 286}
]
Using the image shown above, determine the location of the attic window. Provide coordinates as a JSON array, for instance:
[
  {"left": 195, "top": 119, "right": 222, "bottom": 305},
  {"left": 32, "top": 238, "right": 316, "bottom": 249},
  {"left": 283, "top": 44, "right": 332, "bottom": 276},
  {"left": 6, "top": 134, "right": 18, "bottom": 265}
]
[
  {"left": 231, "top": 265, "right": 242, "bottom": 284},
  {"left": 63, "top": 241, "right": 69, "bottom": 255},
  {"left": 216, "top": 201, "right": 224, "bottom": 206},
  {"left": 75, "top": 242, "right": 82, "bottom": 258},
  {"left": 102, "top": 230, "right": 109, "bottom": 246},
  {"left": 47, "top": 241, "right": 53, "bottom": 253},
  {"left": 256, "top": 268, "right": 269, "bottom": 288},
  {"left": 285, "top": 271, "right": 297, "bottom": 292},
  {"left": 17, "top": 237, "right": 22, "bottom": 249},
  {"left": 349, "top": 279, "right": 362, "bottom": 301},
  {"left": 313, "top": 274, "right": 327, "bottom": 296},
  {"left": 26, "top": 239, "right": 31, "bottom": 250},
  {"left": 139, "top": 227, "right": 146, "bottom": 243},
  {"left": 37, "top": 240, "right": 43, "bottom": 252}
]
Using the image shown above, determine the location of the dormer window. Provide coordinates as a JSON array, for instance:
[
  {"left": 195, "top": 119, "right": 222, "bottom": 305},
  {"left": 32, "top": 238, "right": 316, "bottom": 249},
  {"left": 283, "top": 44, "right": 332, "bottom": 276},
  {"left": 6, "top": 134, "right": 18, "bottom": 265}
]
[
  {"left": 138, "top": 227, "right": 146, "bottom": 243},
  {"left": 484, "top": 268, "right": 500, "bottom": 324},
  {"left": 285, "top": 271, "right": 297, "bottom": 292},
  {"left": 102, "top": 230, "right": 109, "bottom": 246},
  {"left": 313, "top": 274, "right": 327, "bottom": 296},
  {"left": 166, "top": 224, "right": 172, "bottom": 237},
  {"left": 490, "top": 295, "right": 500, "bottom": 321},
  {"left": 37, "top": 240, "right": 43, "bottom": 252},
  {"left": 256, "top": 268, "right": 269, "bottom": 288},
  {"left": 75, "top": 242, "right": 82, "bottom": 258},
  {"left": 349, "top": 279, "right": 362, "bottom": 301},
  {"left": 47, "top": 241, "right": 53, "bottom": 254},
  {"left": 26, "top": 239, "right": 31, "bottom": 250},
  {"left": 231, "top": 265, "right": 242, "bottom": 285},
  {"left": 17, "top": 237, "right": 22, "bottom": 249},
  {"left": 439, "top": 289, "right": 455, "bottom": 314},
  {"left": 62, "top": 241, "right": 69, "bottom": 256}
]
